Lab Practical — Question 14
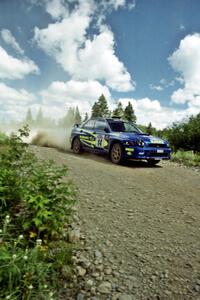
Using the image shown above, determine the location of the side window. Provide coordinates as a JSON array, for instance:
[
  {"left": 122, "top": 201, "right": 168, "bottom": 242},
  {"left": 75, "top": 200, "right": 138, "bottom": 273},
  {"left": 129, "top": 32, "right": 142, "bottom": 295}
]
[
  {"left": 82, "top": 119, "right": 95, "bottom": 129},
  {"left": 95, "top": 120, "right": 107, "bottom": 131}
]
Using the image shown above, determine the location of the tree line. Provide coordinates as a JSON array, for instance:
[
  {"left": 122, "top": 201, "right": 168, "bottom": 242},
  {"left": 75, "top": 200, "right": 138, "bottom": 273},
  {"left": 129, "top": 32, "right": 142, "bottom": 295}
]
[
  {"left": 15, "top": 106, "right": 82, "bottom": 129},
  {"left": 10, "top": 94, "right": 137, "bottom": 129},
  {"left": 91, "top": 94, "right": 136, "bottom": 122},
  {"left": 159, "top": 113, "right": 200, "bottom": 153}
]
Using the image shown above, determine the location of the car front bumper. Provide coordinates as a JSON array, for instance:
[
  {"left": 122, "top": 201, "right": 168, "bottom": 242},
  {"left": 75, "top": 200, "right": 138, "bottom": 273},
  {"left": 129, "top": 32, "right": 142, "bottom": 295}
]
[{"left": 124, "top": 146, "right": 171, "bottom": 160}]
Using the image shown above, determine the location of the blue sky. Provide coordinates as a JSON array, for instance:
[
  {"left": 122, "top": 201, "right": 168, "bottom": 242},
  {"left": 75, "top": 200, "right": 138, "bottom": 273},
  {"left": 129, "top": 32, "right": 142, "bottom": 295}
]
[{"left": 0, "top": 0, "right": 200, "bottom": 128}]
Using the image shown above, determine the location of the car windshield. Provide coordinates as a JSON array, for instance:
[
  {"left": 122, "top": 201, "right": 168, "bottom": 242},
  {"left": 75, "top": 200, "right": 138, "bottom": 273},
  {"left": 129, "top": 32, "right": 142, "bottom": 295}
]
[{"left": 108, "top": 120, "right": 143, "bottom": 133}]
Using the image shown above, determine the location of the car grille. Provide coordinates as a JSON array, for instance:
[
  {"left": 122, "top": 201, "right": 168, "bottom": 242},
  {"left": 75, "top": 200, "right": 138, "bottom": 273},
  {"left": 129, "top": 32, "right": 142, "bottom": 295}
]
[
  {"left": 149, "top": 151, "right": 169, "bottom": 157},
  {"left": 148, "top": 143, "right": 168, "bottom": 148}
]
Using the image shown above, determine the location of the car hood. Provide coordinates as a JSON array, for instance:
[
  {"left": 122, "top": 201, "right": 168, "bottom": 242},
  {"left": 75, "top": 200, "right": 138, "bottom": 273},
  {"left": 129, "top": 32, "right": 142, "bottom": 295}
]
[{"left": 114, "top": 132, "right": 167, "bottom": 144}]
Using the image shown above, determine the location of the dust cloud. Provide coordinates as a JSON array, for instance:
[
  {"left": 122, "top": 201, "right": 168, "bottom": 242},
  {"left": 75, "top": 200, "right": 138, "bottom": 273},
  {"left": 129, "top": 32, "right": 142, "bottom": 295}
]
[
  {"left": 30, "top": 129, "right": 71, "bottom": 151},
  {"left": 1, "top": 127, "right": 71, "bottom": 151}
]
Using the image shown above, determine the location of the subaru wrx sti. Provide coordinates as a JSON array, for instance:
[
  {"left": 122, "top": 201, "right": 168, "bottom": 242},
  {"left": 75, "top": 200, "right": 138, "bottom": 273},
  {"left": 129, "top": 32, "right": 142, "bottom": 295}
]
[{"left": 70, "top": 118, "right": 171, "bottom": 165}]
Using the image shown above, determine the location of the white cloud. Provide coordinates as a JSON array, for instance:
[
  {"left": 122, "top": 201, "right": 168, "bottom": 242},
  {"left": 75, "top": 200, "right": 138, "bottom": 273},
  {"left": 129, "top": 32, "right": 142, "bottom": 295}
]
[
  {"left": 40, "top": 79, "right": 111, "bottom": 116},
  {"left": 169, "top": 33, "right": 200, "bottom": 112},
  {"left": 75, "top": 26, "right": 134, "bottom": 91},
  {"left": 34, "top": 1, "right": 134, "bottom": 92},
  {"left": 34, "top": 1, "right": 91, "bottom": 66},
  {"left": 45, "top": 0, "right": 68, "bottom": 19},
  {"left": 127, "top": 0, "right": 136, "bottom": 10},
  {"left": 0, "top": 82, "right": 36, "bottom": 104},
  {"left": 106, "top": 0, "right": 126, "bottom": 10},
  {"left": 0, "top": 82, "right": 36, "bottom": 121},
  {"left": 159, "top": 78, "right": 175, "bottom": 87},
  {"left": 118, "top": 97, "right": 192, "bottom": 129},
  {"left": 1, "top": 29, "right": 24, "bottom": 54},
  {"left": 0, "top": 46, "right": 39, "bottom": 80},
  {"left": 149, "top": 79, "right": 175, "bottom": 91},
  {"left": 0, "top": 79, "right": 111, "bottom": 122},
  {"left": 97, "top": 0, "right": 136, "bottom": 13},
  {"left": 149, "top": 84, "right": 163, "bottom": 91}
]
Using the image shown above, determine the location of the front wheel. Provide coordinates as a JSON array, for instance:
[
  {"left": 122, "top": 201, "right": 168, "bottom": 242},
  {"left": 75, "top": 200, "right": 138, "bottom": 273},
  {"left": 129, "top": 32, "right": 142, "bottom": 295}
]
[
  {"left": 110, "top": 143, "right": 124, "bottom": 164},
  {"left": 147, "top": 159, "right": 160, "bottom": 166},
  {"left": 72, "top": 137, "right": 83, "bottom": 154}
]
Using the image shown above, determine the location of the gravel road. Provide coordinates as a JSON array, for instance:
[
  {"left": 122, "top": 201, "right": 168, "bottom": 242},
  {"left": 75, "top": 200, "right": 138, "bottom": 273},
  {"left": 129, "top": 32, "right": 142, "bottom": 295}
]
[{"left": 33, "top": 146, "right": 200, "bottom": 299}]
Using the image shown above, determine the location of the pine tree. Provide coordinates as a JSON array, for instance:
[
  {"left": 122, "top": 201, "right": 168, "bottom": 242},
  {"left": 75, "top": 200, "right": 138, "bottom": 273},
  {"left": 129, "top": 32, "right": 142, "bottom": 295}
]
[
  {"left": 25, "top": 108, "right": 33, "bottom": 126},
  {"left": 91, "top": 101, "right": 100, "bottom": 117},
  {"left": 113, "top": 101, "right": 124, "bottom": 118},
  {"left": 91, "top": 94, "right": 109, "bottom": 117},
  {"left": 124, "top": 102, "right": 136, "bottom": 122},
  {"left": 146, "top": 122, "right": 153, "bottom": 135},
  {"left": 67, "top": 107, "right": 75, "bottom": 125},
  {"left": 58, "top": 107, "right": 76, "bottom": 128},
  {"left": 75, "top": 106, "right": 82, "bottom": 124},
  {"left": 98, "top": 94, "right": 109, "bottom": 117}
]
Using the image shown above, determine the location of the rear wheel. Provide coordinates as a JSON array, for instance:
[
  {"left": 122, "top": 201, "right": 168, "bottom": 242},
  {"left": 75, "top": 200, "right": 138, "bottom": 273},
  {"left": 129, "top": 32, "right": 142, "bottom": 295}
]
[
  {"left": 72, "top": 137, "right": 83, "bottom": 154},
  {"left": 110, "top": 143, "right": 124, "bottom": 164},
  {"left": 147, "top": 159, "right": 160, "bottom": 166}
]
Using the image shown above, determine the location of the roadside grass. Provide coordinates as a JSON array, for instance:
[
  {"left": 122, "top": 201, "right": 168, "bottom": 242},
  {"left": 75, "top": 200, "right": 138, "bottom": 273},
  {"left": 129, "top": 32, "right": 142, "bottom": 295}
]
[
  {"left": 172, "top": 150, "right": 200, "bottom": 167},
  {"left": 0, "top": 127, "right": 76, "bottom": 300}
]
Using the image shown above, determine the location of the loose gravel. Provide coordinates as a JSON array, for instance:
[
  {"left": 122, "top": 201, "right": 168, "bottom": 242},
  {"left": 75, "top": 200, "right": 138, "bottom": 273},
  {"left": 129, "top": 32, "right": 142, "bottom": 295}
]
[{"left": 32, "top": 146, "right": 200, "bottom": 300}]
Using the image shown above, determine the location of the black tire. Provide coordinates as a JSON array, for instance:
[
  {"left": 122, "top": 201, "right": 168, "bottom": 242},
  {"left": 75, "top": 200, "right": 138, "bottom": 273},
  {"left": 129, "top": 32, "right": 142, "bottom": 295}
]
[
  {"left": 110, "top": 143, "right": 124, "bottom": 164},
  {"left": 72, "top": 137, "right": 83, "bottom": 154},
  {"left": 147, "top": 159, "right": 160, "bottom": 166}
]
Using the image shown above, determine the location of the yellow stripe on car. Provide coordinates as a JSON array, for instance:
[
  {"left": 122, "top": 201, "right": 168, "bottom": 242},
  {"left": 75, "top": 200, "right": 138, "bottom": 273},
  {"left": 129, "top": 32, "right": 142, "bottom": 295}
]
[{"left": 125, "top": 148, "right": 134, "bottom": 152}]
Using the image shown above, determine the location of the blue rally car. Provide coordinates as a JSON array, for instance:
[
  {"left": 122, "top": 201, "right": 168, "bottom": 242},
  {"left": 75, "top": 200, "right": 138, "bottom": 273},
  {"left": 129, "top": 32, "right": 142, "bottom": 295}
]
[{"left": 70, "top": 117, "right": 171, "bottom": 165}]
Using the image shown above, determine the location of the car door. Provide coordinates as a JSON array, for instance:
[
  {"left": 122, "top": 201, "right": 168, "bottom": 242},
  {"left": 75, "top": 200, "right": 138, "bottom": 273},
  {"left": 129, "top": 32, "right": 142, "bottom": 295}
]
[
  {"left": 94, "top": 120, "right": 110, "bottom": 151},
  {"left": 79, "top": 119, "right": 96, "bottom": 149}
]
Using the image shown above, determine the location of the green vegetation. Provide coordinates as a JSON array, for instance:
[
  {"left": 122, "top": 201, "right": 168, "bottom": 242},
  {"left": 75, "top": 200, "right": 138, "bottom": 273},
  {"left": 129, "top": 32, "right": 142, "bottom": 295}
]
[
  {"left": 113, "top": 101, "right": 124, "bottom": 119},
  {"left": 91, "top": 95, "right": 137, "bottom": 122},
  {"left": 58, "top": 106, "right": 82, "bottom": 128},
  {"left": 112, "top": 100, "right": 136, "bottom": 122},
  {"left": 0, "top": 131, "right": 9, "bottom": 145},
  {"left": 172, "top": 151, "right": 200, "bottom": 167},
  {"left": 91, "top": 94, "right": 110, "bottom": 117},
  {"left": 156, "top": 113, "right": 200, "bottom": 167},
  {"left": 123, "top": 101, "right": 136, "bottom": 122},
  {"left": 164, "top": 113, "right": 200, "bottom": 153},
  {"left": 0, "top": 127, "right": 76, "bottom": 299}
]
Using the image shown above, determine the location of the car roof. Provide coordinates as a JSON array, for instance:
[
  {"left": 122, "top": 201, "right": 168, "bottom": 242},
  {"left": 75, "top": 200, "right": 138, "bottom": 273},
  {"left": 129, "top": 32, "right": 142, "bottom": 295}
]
[
  {"left": 89, "top": 117, "right": 123, "bottom": 122},
  {"left": 106, "top": 118, "right": 123, "bottom": 122}
]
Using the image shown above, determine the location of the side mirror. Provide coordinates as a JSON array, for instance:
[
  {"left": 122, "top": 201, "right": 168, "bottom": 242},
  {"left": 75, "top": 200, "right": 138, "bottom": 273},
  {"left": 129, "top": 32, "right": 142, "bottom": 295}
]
[{"left": 104, "top": 127, "right": 110, "bottom": 133}]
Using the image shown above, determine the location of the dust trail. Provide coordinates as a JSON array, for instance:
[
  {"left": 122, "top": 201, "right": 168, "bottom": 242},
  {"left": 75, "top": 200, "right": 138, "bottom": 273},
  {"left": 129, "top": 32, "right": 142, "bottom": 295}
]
[
  {"left": 31, "top": 129, "right": 71, "bottom": 150},
  {"left": 1, "top": 126, "right": 72, "bottom": 151}
]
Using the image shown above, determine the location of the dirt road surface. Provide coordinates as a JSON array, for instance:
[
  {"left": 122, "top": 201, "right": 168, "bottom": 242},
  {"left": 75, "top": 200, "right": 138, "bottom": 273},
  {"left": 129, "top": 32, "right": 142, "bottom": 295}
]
[{"left": 33, "top": 146, "right": 200, "bottom": 299}]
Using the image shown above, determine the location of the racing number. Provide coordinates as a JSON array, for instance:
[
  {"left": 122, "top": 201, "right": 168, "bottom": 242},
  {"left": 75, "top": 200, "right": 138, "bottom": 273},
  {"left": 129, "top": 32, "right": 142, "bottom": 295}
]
[{"left": 96, "top": 134, "right": 104, "bottom": 148}]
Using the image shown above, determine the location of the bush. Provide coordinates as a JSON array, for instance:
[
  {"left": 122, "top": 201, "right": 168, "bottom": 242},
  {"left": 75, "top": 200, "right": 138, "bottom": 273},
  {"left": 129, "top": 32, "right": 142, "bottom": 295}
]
[
  {"left": 0, "top": 127, "right": 76, "bottom": 299},
  {"left": 172, "top": 150, "right": 200, "bottom": 167},
  {"left": 0, "top": 131, "right": 9, "bottom": 145},
  {"left": 164, "top": 113, "right": 200, "bottom": 152}
]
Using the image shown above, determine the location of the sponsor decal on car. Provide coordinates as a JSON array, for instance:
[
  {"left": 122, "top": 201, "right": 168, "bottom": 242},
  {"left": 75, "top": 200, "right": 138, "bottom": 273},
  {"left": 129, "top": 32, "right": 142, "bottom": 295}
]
[
  {"left": 150, "top": 138, "right": 165, "bottom": 144},
  {"left": 96, "top": 134, "right": 104, "bottom": 148}
]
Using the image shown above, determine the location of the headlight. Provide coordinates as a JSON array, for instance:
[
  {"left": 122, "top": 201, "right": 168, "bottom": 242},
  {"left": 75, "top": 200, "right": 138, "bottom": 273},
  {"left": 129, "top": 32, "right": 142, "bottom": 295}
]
[
  {"left": 136, "top": 139, "right": 144, "bottom": 147},
  {"left": 125, "top": 139, "right": 144, "bottom": 147},
  {"left": 125, "top": 140, "right": 136, "bottom": 146}
]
